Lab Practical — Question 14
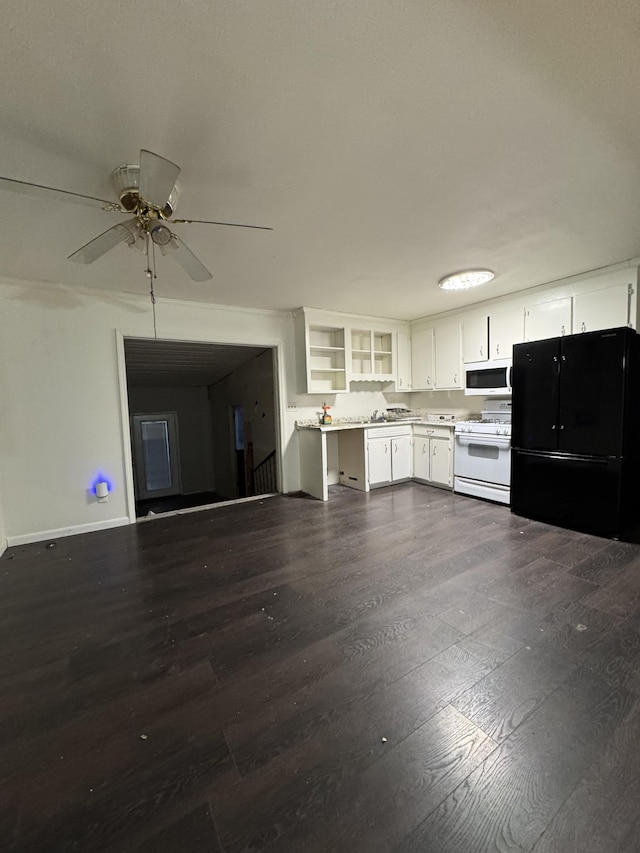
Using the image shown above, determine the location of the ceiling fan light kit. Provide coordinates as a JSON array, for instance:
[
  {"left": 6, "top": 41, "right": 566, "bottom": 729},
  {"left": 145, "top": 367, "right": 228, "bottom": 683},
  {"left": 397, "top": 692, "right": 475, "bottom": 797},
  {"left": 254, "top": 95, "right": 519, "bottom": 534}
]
[
  {"left": 438, "top": 269, "right": 495, "bottom": 291},
  {"left": 111, "top": 163, "right": 179, "bottom": 218}
]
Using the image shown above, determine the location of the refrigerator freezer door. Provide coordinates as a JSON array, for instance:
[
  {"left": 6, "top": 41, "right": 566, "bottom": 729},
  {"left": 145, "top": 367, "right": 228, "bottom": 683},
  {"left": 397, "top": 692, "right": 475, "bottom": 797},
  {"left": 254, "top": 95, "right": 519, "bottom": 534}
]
[
  {"left": 511, "top": 338, "right": 560, "bottom": 450},
  {"left": 511, "top": 449, "right": 625, "bottom": 537}
]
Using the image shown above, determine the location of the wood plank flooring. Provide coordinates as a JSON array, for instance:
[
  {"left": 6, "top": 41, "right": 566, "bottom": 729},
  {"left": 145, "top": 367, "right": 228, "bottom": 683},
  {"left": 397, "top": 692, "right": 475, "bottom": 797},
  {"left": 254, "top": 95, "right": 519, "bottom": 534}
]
[{"left": 2, "top": 482, "right": 640, "bottom": 852}]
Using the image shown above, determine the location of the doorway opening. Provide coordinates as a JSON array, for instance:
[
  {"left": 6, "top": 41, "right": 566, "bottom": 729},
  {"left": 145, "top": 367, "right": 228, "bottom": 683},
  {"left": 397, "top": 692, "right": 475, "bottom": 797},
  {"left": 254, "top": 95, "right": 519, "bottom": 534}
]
[{"left": 123, "top": 338, "right": 279, "bottom": 519}]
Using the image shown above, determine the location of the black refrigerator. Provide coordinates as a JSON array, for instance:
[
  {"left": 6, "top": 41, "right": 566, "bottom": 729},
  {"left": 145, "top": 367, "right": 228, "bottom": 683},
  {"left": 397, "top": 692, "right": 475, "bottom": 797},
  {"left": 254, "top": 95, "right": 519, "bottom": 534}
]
[{"left": 511, "top": 326, "right": 640, "bottom": 539}]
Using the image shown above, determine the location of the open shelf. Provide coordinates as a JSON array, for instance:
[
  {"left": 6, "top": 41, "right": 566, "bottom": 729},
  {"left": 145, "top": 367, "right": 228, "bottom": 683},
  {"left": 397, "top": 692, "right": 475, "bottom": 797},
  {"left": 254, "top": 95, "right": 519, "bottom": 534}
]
[
  {"left": 350, "top": 328, "right": 394, "bottom": 379},
  {"left": 307, "top": 324, "right": 347, "bottom": 392}
]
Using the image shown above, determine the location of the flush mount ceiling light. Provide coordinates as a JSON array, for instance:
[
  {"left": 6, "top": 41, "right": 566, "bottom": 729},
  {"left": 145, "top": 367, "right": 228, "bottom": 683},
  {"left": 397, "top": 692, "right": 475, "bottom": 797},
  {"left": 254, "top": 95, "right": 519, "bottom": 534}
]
[{"left": 438, "top": 269, "right": 495, "bottom": 291}]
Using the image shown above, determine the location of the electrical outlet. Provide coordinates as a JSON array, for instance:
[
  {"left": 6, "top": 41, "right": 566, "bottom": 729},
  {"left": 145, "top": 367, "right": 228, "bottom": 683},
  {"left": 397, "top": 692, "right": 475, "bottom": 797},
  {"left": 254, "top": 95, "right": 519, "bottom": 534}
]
[{"left": 287, "top": 402, "right": 297, "bottom": 411}]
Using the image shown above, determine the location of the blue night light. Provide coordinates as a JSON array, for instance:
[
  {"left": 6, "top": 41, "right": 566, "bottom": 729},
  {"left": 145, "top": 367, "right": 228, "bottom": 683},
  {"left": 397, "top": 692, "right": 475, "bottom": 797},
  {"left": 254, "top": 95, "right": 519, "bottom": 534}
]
[{"left": 90, "top": 472, "right": 114, "bottom": 497}]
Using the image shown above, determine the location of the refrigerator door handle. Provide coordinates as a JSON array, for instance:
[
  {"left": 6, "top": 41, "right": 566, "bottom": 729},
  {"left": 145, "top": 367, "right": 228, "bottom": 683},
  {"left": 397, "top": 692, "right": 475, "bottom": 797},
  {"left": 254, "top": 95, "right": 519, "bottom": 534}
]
[{"left": 514, "top": 449, "right": 610, "bottom": 465}]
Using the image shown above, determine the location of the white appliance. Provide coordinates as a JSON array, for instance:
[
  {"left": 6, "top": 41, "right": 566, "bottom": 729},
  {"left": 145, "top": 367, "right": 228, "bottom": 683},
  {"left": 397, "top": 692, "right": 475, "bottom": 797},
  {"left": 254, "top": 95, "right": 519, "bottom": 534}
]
[
  {"left": 454, "top": 400, "right": 512, "bottom": 504},
  {"left": 465, "top": 358, "right": 512, "bottom": 396}
]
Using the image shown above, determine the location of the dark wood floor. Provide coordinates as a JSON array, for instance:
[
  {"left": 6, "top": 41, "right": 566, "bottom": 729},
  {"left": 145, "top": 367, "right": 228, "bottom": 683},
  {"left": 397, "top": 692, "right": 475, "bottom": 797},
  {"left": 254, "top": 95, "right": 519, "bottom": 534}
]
[{"left": 2, "top": 483, "right": 640, "bottom": 852}]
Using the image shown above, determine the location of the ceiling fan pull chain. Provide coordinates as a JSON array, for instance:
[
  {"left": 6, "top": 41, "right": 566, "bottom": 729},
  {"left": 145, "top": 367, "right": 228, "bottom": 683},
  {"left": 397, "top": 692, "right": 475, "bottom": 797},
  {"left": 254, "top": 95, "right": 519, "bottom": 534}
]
[{"left": 144, "top": 233, "right": 158, "bottom": 339}]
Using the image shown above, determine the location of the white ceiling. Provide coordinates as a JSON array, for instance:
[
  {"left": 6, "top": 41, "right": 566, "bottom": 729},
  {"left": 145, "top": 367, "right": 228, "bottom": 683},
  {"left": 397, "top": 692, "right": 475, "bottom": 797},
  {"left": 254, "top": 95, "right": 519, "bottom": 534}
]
[{"left": 1, "top": 0, "right": 640, "bottom": 320}]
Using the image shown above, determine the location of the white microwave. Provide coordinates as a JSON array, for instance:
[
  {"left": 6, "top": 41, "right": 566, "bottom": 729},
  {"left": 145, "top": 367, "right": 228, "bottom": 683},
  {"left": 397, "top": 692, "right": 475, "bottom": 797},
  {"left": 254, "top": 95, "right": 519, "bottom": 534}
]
[{"left": 464, "top": 359, "right": 512, "bottom": 396}]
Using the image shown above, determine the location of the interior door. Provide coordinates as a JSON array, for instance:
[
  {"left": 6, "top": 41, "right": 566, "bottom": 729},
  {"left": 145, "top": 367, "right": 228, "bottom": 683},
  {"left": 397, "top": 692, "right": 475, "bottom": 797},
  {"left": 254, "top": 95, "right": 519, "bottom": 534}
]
[
  {"left": 511, "top": 338, "right": 560, "bottom": 450},
  {"left": 559, "top": 328, "right": 628, "bottom": 456},
  {"left": 131, "top": 413, "right": 182, "bottom": 500}
]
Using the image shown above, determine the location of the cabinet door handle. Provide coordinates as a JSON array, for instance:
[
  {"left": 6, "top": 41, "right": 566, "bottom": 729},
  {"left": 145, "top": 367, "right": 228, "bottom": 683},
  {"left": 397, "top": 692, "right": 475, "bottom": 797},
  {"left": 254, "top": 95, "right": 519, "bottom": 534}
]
[
  {"left": 453, "top": 374, "right": 457, "bottom": 384},
  {"left": 561, "top": 324, "right": 565, "bottom": 335},
  {"left": 480, "top": 345, "right": 483, "bottom": 357},
  {"left": 427, "top": 376, "right": 431, "bottom": 385},
  {"left": 385, "top": 444, "right": 389, "bottom": 453},
  {"left": 581, "top": 322, "right": 586, "bottom": 332},
  {"left": 432, "top": 445, "right": 437, "bottom": 456}
]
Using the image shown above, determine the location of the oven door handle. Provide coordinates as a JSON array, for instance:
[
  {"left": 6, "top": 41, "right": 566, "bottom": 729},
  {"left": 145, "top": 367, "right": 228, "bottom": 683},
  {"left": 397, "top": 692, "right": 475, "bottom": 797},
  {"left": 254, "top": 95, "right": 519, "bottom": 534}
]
[{"left": 455, "top": 435, "right": 511, "bottom": 448}]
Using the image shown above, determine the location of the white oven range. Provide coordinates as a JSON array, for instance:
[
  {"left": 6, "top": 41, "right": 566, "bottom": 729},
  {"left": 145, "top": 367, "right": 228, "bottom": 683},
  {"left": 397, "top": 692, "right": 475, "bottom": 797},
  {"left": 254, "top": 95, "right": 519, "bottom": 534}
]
[{"left": 454, "top": 401, "right": 512, "bottom": 505}]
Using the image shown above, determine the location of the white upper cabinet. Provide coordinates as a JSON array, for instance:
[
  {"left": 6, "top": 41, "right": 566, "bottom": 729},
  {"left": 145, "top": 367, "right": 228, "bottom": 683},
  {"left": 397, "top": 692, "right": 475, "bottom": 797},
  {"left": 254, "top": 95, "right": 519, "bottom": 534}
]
[
  {"left": 411, "top": 327, "right": 434, "bottom": 390},
  {"left": 350, "top": 328, "right": 394, "bottom": 380},
  {"left": 396, "top": 331, "right": 412, "bottom": 391},
  {"left": 489, "top": 306, "right": 524, "bottom": 360},
  {"left": 573, "top": 283, "right": 631, "bottom": 333},
  {"left": 524, "top": 297, "right": 572, "bottom": 342},
  {"left": 304, "top": 322, "right": 348, "bottom": 393},
  {"left": 462, "top": 315, "right": 489, "bottom": 363},
  {"left": 434, "top": 320, "right": 462, "bottom": 389}
]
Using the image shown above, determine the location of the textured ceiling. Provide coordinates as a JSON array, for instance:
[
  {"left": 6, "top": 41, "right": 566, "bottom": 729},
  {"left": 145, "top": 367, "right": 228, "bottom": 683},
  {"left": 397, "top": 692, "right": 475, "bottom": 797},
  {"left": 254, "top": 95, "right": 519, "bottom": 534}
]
[{"left": 1, "top": 1, "right": 640, "bottom": 320}]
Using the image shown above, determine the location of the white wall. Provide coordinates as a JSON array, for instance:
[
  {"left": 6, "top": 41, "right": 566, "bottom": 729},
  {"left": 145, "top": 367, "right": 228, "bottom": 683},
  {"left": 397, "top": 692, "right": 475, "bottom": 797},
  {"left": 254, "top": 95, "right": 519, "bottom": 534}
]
[
  {"left": 0, "top": 279, "right": 299, "bottom": 545},
  {"left": 128, "top": 385, "right": 215, "bottom": 495},
  {"left": 0, "top": 486, "right": 6, "bottom": 557}
]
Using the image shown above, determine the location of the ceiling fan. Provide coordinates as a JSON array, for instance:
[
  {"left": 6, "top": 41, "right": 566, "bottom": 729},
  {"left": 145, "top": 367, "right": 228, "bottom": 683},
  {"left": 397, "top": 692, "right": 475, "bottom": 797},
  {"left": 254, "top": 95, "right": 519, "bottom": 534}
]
[{"left": 0, "top": 149, "right": 273, "bottom": 282}]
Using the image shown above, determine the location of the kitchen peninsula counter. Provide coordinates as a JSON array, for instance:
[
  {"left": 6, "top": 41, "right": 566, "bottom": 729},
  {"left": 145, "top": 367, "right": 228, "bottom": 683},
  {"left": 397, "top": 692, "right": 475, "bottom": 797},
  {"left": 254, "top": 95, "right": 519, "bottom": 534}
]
[{"left": 296, "top": 418, "right": 457, "bottom": 500}]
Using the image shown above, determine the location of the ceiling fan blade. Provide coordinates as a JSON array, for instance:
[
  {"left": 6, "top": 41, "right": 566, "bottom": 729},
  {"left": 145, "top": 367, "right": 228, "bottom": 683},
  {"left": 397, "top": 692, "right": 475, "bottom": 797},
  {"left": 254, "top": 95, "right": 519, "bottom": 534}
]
[
  {"left": 160, "top": 234, "right": 212, "bottom": 281},
  {"left": 173, "top": 217, "right": 273, "bottom": 231},
  {"left": 139, "top": 149, "right": 180, "bottom": 209},
  {"left": 68, "top": 219, "right": 139, "bottom": 264},
  {"left": 0, "top": 175, "right": 119, "bottom": 210}
]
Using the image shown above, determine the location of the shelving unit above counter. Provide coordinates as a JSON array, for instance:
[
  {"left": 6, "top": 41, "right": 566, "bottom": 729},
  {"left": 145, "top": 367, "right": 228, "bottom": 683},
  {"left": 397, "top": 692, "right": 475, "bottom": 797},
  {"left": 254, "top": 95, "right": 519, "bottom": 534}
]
[
  {"left": 350, "top": 329, "right": 394, "bottom": 380},
  {"left": 296, "top": 308, "right": 410, "bottom": 394},
  {"left": 306, "top": 325, "right": 347, "bottom": 393}
]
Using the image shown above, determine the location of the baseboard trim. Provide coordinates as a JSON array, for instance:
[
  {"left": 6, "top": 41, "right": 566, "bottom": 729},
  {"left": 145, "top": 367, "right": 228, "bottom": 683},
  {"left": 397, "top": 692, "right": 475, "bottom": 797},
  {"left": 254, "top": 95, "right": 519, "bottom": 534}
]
[
  {"left": 136, "top": 493, "right": 279, "bottom": 523},
  {"left": 7, "top": 517, "right": 131, "bottom": 547}
]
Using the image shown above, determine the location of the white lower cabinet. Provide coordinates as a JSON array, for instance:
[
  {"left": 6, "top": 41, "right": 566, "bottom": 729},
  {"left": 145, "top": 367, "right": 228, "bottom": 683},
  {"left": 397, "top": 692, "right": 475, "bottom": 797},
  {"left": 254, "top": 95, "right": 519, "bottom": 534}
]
[
  {"left": 367, "top": 435, "right": 392, "bottom": 485},
  {"left": 391, "top": 434, "right": 412, "bottom": 481},
  {"left": 366, "top": 428, "right": 412, "bottom": 487},
  {"left": 413, "top": 426, "right": 453, "bottom": 488},
  {"left": 337, "top": 424, "right": 450, "bottom": 494}
]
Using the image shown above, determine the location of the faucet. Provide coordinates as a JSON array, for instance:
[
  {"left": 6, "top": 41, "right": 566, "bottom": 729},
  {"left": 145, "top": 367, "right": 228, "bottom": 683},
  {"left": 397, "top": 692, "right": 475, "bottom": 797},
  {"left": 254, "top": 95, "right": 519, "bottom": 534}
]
[{"left": 372, "top": 410, "right": 383, "bottom": 422}]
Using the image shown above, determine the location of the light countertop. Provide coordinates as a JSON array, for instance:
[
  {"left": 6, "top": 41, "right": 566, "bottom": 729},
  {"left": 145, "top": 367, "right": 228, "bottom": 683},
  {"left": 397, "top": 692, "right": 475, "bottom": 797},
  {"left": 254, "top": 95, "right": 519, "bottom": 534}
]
[{"left": 296, "top": 419, "right": 457, "bottom": 432}]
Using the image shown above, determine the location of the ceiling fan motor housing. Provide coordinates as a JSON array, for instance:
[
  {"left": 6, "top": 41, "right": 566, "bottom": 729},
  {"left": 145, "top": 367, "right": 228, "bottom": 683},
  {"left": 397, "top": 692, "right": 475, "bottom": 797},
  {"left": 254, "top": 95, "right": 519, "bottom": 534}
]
[{"left": 111, "top": 164, "right": 179, "bottom": 218}]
